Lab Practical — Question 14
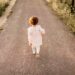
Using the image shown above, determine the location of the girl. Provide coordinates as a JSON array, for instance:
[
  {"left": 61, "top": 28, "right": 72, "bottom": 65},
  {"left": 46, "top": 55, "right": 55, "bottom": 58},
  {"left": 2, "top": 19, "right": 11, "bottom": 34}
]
[{"left": 27, "top": 16, "right": 45, "bottom": 57}]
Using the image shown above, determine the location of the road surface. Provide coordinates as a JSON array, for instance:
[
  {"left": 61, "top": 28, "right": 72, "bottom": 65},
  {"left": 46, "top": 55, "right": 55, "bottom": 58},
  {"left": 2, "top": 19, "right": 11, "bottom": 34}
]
[{"left": 0, "top": 0, "right": 75, "bottom": 75}]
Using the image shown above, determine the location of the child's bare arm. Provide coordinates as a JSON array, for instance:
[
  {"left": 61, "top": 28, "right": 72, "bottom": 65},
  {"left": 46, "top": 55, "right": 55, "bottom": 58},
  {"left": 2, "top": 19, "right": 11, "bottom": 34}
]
[
  {"left": 28, "top": 28, "right": 32, "bottom": 46},
  {"left": 41, "top": 29, "right": 45, "bottom": 36},
  {"left": 39, "top": 25, "right": 45, "bottom": 35}
]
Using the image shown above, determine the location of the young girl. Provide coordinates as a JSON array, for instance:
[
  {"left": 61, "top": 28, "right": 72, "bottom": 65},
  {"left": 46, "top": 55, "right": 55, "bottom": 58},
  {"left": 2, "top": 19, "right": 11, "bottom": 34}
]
[{"left": 27, "top": 16, "right": 45, "bottom": 57}]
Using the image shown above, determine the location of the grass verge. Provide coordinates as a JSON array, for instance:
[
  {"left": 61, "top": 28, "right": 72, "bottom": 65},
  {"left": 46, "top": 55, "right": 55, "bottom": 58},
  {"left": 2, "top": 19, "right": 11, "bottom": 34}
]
[
  {"left": 0, "top": 1, "right": 9, "bottom": 17},
  {"left": 47, "top": 1, "right": 75, "bottom": 33}
]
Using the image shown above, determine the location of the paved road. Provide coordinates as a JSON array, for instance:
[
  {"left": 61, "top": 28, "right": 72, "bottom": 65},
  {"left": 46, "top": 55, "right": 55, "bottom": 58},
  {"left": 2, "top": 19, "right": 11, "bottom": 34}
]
[{"left": 0, "top": 0, "right": 75, "bottom": 75}]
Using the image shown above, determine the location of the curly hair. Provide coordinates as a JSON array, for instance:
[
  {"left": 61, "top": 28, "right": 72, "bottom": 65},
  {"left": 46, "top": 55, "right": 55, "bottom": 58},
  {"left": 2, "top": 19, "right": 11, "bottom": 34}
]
[{"left": 28, "top": 16, "right": 38, "bottom": 25}]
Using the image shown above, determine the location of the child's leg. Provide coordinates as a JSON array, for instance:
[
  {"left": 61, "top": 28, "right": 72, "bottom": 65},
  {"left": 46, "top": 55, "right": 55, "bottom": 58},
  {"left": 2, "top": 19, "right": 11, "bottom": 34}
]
[
  {"left": 31, "top": 45, "right": 36, "bottom": 54},
  {"left": 36, "top": 45, "right": 40, "bottom": 55}
]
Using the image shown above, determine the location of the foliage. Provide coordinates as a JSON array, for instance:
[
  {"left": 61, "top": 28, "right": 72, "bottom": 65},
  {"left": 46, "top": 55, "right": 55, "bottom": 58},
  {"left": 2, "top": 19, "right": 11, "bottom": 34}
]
[
  {"left": 0, "top": 2, "right": 9, "bottom": 17},
  {"left": 47, "top": 0, "right": 75, "bottom": 33}
]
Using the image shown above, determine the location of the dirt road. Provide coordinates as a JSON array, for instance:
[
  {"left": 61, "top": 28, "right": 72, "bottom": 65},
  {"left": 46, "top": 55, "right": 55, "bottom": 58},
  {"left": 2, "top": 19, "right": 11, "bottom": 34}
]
[{"left": 0, "top": 0, "right": 75, "bottom": 75}]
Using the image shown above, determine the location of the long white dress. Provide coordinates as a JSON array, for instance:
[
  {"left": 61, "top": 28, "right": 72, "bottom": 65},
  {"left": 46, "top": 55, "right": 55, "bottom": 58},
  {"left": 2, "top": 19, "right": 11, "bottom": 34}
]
[{"left": 28, "top": 25, "right": 45, "bottom": 46}]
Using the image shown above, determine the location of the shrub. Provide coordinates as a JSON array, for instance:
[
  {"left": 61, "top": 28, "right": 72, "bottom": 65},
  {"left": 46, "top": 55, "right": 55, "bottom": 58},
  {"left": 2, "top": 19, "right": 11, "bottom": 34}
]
[
  {"left": 47, "top": 0, "right": 75, "bottom": 33},
  {"left": 0, "top": 2, "right": 9, "bottom": 17}
]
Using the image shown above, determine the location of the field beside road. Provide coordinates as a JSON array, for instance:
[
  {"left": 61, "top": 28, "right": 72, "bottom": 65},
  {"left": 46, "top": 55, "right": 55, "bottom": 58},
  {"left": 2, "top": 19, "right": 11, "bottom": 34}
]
[{"left": 46, "top": 0, "right": 75, "bottom": 33}]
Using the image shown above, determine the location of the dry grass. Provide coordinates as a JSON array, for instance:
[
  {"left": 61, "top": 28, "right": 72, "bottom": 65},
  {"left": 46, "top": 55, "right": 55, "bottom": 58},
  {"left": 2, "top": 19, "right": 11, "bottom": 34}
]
[
  {"left": 0, "top": 0, "right": 9, "bottom": 17},
  {"left": 0, "top": 0, "right": 9, "bottom": 3},
  {"left": 47, "top": 0, "right": 75, "bottom": 33}
]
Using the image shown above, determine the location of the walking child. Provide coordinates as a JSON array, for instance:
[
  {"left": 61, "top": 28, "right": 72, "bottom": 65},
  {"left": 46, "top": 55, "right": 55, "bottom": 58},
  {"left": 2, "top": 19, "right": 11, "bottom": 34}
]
[{"left": 27, "top": 16, "right": 45, "bottom": 57}]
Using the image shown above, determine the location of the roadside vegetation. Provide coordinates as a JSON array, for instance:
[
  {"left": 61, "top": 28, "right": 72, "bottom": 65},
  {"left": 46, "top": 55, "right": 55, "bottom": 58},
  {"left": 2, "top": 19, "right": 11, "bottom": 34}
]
[
  {"left": 0, "top": 0, "right": 10, "bottom": 31},
  {"left": 46, "top": 0, "right": 75, "bottom": 33},
  {"left": 0, "top": 0, "right": 10, "bottom": 17}
]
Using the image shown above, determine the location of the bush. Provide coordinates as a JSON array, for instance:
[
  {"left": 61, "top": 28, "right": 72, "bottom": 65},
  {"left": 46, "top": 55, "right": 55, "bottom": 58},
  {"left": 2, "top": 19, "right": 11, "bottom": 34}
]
[
  {"left": 0, "top": 2, "right": 9, "bottom": 17},
  {"left": 67, "top": 15, "right": 75, "bottom": 32},
  {"left": 47, "top": 0, "right": 75, "bottom": 33}
]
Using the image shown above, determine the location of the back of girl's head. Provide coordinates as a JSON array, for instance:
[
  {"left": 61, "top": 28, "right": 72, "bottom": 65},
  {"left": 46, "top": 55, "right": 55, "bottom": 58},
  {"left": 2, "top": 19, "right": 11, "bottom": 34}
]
[{"left": 28, "top": 16, "right": 38, "bottom": 25}]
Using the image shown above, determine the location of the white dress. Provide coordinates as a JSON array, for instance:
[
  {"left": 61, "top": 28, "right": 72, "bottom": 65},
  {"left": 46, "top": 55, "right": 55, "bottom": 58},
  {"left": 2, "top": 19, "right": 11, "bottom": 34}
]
[{"left": 28, "top": 25, "right": 45, "bottom": 46}]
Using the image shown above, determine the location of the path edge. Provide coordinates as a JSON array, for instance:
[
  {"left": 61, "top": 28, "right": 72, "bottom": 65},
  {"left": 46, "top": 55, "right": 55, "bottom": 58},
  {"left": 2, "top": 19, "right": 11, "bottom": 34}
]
[{"left": 0, "top": 0, "right": 17, "bottom": 27}]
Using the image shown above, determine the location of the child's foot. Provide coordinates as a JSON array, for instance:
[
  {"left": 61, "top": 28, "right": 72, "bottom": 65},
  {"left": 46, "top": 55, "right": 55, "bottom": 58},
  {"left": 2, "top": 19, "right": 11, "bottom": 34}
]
[{"left": 36, "top": 54, "right": 40, "bottom": 58}]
